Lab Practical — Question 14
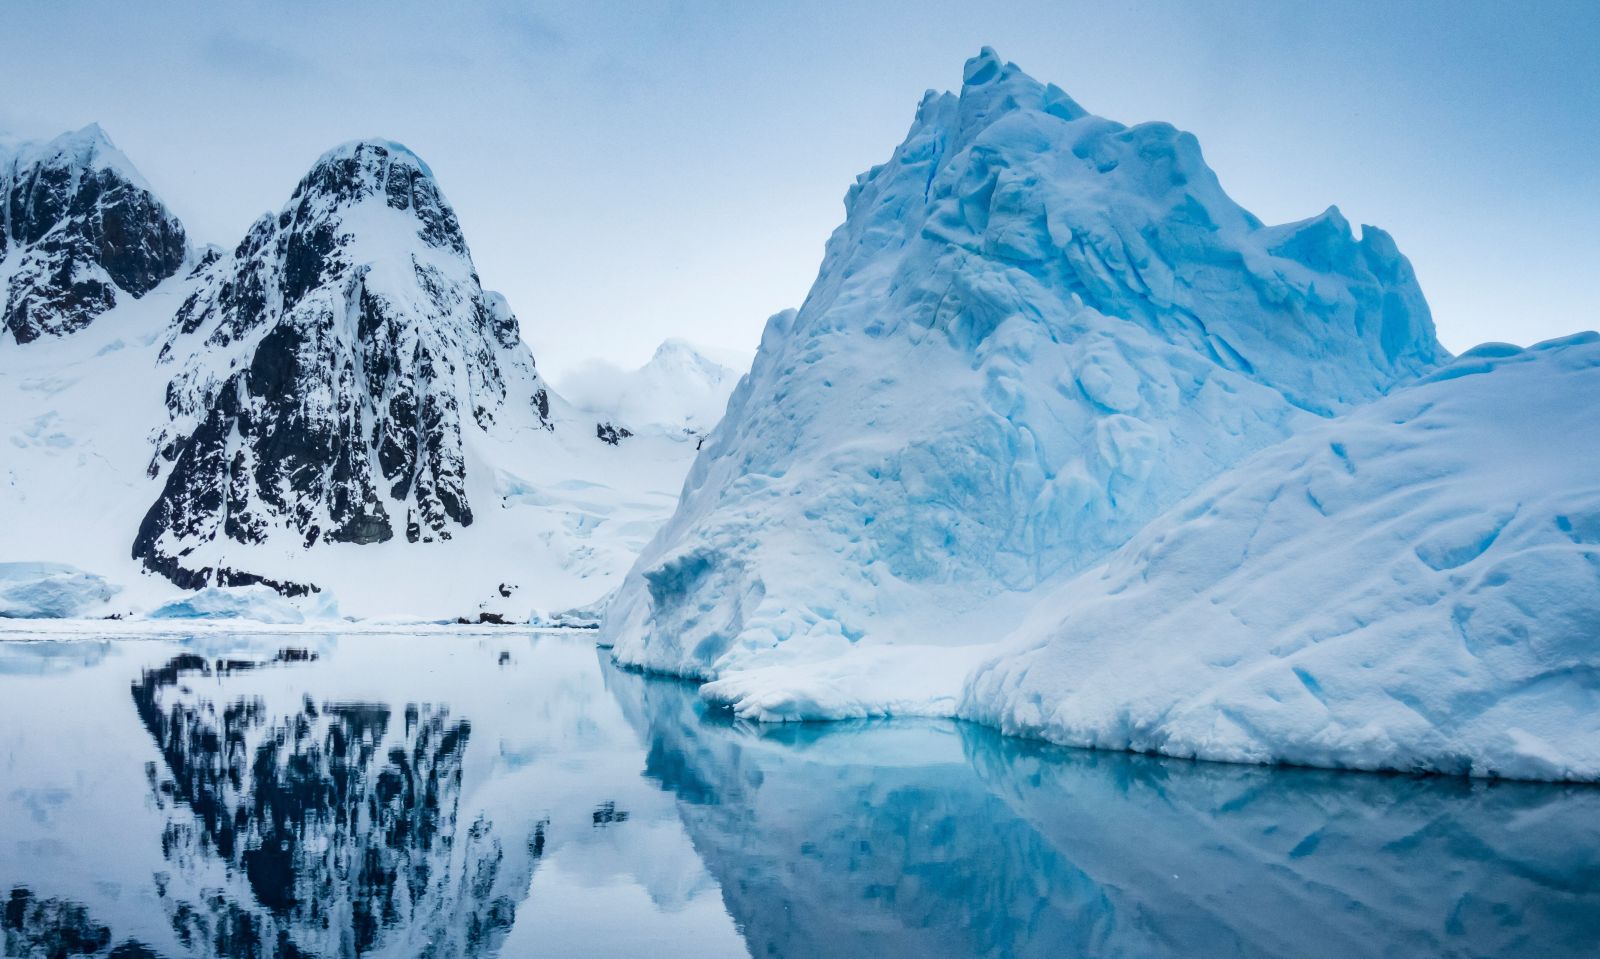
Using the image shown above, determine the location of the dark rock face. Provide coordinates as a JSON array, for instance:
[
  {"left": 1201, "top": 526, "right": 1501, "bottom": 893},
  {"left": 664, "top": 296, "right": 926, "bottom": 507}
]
[
  {"left": 596, "top": 422, "right": 633, "bottom": 445},
  {"left": 1, "top": 125, "right": 186, "bottom": 344},
  {"left": 136, "top": 140, "right": 549, "bottom": 589}
]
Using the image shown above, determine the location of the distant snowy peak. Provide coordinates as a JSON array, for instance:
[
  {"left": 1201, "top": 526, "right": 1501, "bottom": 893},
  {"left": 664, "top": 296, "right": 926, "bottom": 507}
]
[
  {"left": 0, "top": 123, "right": 186, "bottom": 344},
  {"left": 559, "top": 337, "right": 745, "bottom": 437},
  {"left": 648, "top": 337, "right": 745, "bottom": 383},
  {"left": 137, "top": 138, "right": 550, "bottom": 591}
]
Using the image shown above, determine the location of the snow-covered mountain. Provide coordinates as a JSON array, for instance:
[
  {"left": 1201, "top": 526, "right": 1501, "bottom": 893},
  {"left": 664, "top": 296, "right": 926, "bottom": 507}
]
[
  {"left": 962, "top": 334, "right": 1600, "bottom": 780},
  {"left": 0, "top": 124, "right": 185, "bottom": 344},
  {"left": 557, "top": 337, "right": 745, "bottom": 440},
  {"left": 136, "top": 139, "right": 553, "bottom": 593},
  {"left": 0, "top": 132, "right": 715, "bottom": 620},
  {"left": 603, "top": 49, "right": 1445, "bottom": 707}
]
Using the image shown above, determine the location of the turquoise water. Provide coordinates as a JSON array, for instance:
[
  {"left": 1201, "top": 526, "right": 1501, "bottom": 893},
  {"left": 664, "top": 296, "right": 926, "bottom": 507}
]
[{"left": 1, "top": 632, "right": 1596, "bottom": 958}]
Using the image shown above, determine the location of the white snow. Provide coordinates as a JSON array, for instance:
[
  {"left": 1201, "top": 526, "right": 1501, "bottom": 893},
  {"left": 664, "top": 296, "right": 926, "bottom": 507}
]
[
  {"left": 0, "top": 562, "right": 118, "bottom": 618},
  {"left": 603, "top": 49, "right": 1445, "bottom": 728},
  {"left": 0, "top": 282, "right": 181, "bottom": 610},
  {"left": 0, "top": 279, "right": 707, "bottom": 620},
  {"left": 4, "top": 123, "right": 153, "bottom": 194},
  {"left": 962, "top": 334, "right": 1600, "bottom": 780}
]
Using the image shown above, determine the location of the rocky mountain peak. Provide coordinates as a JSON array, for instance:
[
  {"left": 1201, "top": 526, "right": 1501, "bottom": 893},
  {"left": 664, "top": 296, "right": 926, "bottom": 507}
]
[
  {"left": 136, "top": 138, "right": 549, "bottom": 592},
  {"left": 0, "top": 124, "right": 186, "bottom": 344},
  {"left": 285, "top": 138, "right": 468, "bottom": 260}
]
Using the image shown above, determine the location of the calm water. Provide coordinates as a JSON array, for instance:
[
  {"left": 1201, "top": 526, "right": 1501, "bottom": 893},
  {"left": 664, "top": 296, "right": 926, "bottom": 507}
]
[{"left": 1, "top": 633, "right": 1596, "bottom": 959}]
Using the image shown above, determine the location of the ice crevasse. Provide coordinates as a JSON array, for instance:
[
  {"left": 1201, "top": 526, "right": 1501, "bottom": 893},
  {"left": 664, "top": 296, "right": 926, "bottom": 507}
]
[{"left": 601, "top": 48, "right": 1464, "bottom": 736}]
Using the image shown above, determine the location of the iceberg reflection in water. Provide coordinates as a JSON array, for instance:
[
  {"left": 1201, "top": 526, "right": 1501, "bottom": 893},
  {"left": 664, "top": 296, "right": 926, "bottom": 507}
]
[{"left": 1, "top": 633, "right": 1595, "bottom": 958}]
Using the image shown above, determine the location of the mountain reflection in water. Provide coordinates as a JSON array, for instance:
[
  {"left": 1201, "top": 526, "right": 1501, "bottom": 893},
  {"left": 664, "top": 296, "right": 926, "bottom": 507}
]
[
  {"left": 1, "top": 633, "right": 1596, "bottom": 959},
  {"left": 130, "top": 649, "right": 523, "bottom": 959}
]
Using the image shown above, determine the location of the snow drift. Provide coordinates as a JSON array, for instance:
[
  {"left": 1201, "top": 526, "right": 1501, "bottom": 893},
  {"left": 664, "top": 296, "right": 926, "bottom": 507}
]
[
  {"left": 963, "top": 334, "right": 1600, "bottom": 781},
  {"left": 603, "top": 49, "right": 1444, "bottom": 712}
]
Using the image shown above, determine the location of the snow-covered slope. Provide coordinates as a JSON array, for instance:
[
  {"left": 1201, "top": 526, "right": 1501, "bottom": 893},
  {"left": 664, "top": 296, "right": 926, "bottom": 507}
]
[
  {"left": 1, "top": 135, "right": 710, "bottom": 620},
  {"left": 0, "top": 266, "right": 194, "bottom": 615},
  {"left": 558, "top": 338, "right": 745, "bottom": 440},
  {"left": 962, "top": 334, "right": 1600, "bottom": 780},
  {"left": 0, "top": 125, "right": 186, "bottom": 344},
  {"left": 603, "top": 49, "right": 1444, "bottom": 710}
]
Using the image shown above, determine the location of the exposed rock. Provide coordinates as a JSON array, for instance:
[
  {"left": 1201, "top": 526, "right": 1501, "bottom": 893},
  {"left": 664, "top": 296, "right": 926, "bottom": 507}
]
[
  {"left": 1, "top": 125, "right": 185, "bottom": 344},
  {"left": 596, "top": 421, "right": 633, "bottom": 445}
]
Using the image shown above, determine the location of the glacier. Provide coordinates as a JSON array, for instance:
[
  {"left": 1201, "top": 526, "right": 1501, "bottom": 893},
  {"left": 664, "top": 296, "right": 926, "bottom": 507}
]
[
  {"left": 962, "top": 334, "right": 1600, "bottom": 780},
  {"left": 603, "top": 49, "right": 1446, "bottom": 720}
]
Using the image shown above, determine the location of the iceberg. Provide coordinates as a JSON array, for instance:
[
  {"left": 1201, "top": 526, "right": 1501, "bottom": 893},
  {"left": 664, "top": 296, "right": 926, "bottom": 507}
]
[
  {"left": 147, "top": 584, "right": 340, "bottom": 624},
  {"left": 0, "top": 562, "right": 119, "bottom": 618},
  {"left": 603, "top": 48, "right": 1443, "bottom": 720}
]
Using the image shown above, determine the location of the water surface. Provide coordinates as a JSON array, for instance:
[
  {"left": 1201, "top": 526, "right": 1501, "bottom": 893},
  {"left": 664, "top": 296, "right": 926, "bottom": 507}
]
[{"left": 1, "top": 632, "right": 1595, "bottom": 958}]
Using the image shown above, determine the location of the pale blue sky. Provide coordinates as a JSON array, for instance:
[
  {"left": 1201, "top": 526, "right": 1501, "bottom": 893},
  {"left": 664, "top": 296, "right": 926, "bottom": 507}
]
[{"left": 5, "top": 0, "right": 1596, "bottom": 375}]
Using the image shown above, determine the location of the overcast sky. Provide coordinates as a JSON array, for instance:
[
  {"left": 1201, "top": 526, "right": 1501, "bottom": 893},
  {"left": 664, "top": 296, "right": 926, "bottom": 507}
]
[{"left": 5, "top": 0, "right": 1596, "bottom": 377}]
